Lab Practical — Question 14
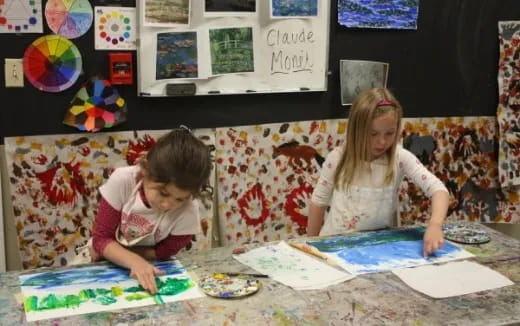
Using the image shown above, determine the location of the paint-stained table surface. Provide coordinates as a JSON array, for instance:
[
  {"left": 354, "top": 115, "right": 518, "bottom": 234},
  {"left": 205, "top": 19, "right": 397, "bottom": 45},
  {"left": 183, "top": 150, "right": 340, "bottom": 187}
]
[{"left": 1, "top": 224, "right": 519, "bottom": 325}]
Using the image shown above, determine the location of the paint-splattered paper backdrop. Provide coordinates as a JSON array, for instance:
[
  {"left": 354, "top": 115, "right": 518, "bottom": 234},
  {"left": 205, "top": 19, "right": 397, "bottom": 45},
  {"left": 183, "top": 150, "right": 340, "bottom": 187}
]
[
  {"left": 4, "top": 129, "right": 215, "bottom": 269},
  {"left": 497, "top": 21, "right": 520, "bottom": 188},
  {"left": 216, "top": 120, "right": 347, "bottom": 246},
  {"left": 216, "top": 116, "right": 518, "bottom": 247}
]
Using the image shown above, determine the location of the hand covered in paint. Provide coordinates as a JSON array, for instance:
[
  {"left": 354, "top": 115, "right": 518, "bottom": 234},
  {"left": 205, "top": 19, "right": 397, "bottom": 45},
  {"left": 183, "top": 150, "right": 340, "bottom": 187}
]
[
  {"left": 423, "top": 223, "right": 445, "bottom": 257},
  {"left": 129, "top": 257, "right": 165, "bottom": 294}
]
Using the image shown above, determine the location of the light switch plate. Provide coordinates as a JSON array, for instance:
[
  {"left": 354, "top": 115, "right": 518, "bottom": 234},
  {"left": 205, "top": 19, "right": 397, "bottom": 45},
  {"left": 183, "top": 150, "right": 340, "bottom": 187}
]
[{"left": 4, "top": 58, "right": 24, "bottom": 87}]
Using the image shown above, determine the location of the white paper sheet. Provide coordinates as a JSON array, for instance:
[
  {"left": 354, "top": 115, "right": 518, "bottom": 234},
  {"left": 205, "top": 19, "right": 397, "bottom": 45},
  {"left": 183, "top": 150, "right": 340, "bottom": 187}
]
[
  {"left": 392, "top": 260, "right": 514, "bottom": 298},
  {"left": 233, "top": 241, "right": 354, "bottom": 290}
]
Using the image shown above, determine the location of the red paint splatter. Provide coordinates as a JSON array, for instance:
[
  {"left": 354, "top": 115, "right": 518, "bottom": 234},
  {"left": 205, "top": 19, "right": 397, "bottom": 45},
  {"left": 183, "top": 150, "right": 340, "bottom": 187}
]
[
  {"left": 284, "top": 183, "right": 313, "bottom": 228},
  {"left": 126, "top": 134, "right": 156, "bottom": 165},
  {"left": 36, "top": 161, "right": 87, "bottom": 205},
  {"left": 237, "top": 184, "right": 270, "bottom": 227}
]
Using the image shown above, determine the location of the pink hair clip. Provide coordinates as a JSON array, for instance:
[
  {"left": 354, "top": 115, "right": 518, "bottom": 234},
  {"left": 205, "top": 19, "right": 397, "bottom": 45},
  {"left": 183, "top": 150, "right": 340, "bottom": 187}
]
[{"left": 377, "top": 99, "right": 395, "bottom": 107}]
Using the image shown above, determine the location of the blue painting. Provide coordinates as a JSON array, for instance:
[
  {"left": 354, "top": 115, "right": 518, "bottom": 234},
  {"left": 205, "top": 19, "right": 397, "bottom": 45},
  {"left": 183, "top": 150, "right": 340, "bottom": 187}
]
[
  {"left": 307, "top": 228, "right": 473, "bottom": 274},
  {"left": 19, "top": 260, "right": 203, "bottom": 322},
  {"left": 156, "top": 31, "right": 198, "bottom": 79},
  {"left": 271, "top": 0, "right": 318, "bottom": 17},
  {"left": 338, "top": 0, "right": 420, "bottom": 30}
]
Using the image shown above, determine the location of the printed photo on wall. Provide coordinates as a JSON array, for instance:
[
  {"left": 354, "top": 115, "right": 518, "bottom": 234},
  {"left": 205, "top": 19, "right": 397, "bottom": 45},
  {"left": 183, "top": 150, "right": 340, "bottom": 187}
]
[
  {"left": 142, "top": 0, "right": 189, "bottom": 27},
  {"left": 338, "top": 0, "right": 419, "bottom": 30},
  {"left": 156, "top": 31, "right": 199, "bottom": 80},
  {"left": 271, "top": 0, "right": 318, "bottom": 18},
  {"left": 94, "top": 6, "right": 136, "bottom": 50},
  {"left": 209, "top": 27, "right": 254, "bottom": 75},
  {"left": 204, "top": 0, "right": 257, "bottom": 17},
  {"left": 340, "top": 59, "right": 389, "bottom": 106}
]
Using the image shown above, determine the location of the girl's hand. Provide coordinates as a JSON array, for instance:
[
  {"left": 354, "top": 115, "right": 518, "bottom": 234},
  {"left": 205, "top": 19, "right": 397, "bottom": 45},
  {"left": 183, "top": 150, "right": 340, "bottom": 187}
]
[
  {"left": 423, "top": 224, "right": 445, "bottom": 257},
  {"left": 128, "top": 258, "right": 165, "bottom": 294}
]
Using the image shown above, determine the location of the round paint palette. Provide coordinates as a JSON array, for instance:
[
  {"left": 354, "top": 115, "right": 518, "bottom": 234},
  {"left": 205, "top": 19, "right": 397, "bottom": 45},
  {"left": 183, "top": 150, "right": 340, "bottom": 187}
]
[
  {"left": 199, "top": 273, "right": 261, "bottom": 299},
  {"left": 444, "top": 226, "right": 490, "bottom": 244}
]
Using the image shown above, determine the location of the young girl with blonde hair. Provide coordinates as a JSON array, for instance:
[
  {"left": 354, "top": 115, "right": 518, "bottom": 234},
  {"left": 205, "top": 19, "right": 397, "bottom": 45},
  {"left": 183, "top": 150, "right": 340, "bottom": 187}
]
[{"left": 307, "top": 88, "right": 449, "bottom": 257}]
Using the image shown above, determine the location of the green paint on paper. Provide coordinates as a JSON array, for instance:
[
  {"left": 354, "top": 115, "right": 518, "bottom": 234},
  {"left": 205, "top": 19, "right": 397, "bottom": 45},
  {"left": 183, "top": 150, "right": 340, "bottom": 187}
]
[
  {"left": 23, "top": 277, "right": 195, "bottom": 312},
  {"left": 126, "top": 293, "right": 150, "bottom": 301},
  {"left": 94, "top": 295, "right": 117, "bottom": 305}
]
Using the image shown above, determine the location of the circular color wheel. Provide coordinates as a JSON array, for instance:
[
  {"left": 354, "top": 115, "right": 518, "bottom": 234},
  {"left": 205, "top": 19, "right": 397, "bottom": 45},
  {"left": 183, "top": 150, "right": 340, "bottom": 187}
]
[
  {"left": 98, "top": 10, "right": 133, "bottom": 46},
  {"left": 23, "top": 35, "right": 82, "bottom": 92},
  {"left": 45, "top": 0, "right": 93, "bottom": 39}
]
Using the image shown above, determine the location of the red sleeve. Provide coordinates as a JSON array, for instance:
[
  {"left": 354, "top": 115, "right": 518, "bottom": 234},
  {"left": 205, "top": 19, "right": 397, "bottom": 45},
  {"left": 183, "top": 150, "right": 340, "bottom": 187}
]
[
  {"left": 155, "top": 234, "right": 193, "bottom": 260},
  {"left": 92, "top": 197, "right": 121, "bottom": 256}
]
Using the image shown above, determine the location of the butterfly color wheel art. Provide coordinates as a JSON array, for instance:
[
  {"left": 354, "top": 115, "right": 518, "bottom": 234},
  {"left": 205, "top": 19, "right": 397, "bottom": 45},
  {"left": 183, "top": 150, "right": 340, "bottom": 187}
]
[
  {"left": 45, "top": 0, "right": 93, "bottom": 39},
  {"left": 63, "top": 77, "right": 127, "bottom": 132},
  {"left": 23, "top": 35, "right": 82, "bottom": 92}
]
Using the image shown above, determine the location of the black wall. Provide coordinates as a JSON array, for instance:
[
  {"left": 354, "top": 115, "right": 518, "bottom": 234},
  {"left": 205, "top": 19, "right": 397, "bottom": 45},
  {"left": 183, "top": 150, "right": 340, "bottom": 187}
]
[{"left": 0, "top": 0, "right": 518, "bottom": 143}]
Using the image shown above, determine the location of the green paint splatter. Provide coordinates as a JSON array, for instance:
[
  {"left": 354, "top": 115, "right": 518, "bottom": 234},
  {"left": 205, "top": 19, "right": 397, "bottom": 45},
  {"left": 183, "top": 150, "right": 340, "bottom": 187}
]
[
  {"left": 126, "top": 293, "right": 151, "bottom": 301},
  {"left": 24, "top": 277, "right": 195, "bottom": 312}
]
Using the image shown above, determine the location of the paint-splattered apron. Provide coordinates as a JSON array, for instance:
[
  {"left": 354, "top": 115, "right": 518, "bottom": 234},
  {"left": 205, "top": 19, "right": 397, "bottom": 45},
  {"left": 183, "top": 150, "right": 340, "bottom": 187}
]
[
  {"left": 319, "top": 183, "right": 398, "bottom": 236},
  {"left": 71, "top": 180, "right": 165, "bottom": 264}
]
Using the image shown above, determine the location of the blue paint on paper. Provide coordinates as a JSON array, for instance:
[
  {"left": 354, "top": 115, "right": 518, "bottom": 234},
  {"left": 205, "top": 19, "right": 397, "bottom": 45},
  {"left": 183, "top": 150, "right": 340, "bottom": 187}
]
[
  {"left": 338, "top": 0, "right": 419, "bottom": 30},
  {"left": 308, "top": 228, "right": 426, "bottom": 252},
  {"left": 20, "top": 260, "right": 185, "bottom": 290},
  {"left": 272, "top": 0, "right": 318, "bottom": 17}
]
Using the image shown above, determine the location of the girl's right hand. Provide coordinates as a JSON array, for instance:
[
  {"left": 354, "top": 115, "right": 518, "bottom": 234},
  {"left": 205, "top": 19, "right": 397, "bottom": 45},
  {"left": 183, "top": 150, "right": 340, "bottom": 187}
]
[{"left": 128, "top": 258, "right": 165, "bottom": 294}]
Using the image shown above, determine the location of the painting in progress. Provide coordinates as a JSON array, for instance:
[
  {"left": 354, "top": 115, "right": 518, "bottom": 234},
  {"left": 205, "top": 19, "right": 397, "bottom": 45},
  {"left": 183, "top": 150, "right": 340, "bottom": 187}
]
[
  {"left": 233, "top": 241, "right": 354, "bottom": 289},
  {"left": 20, "top": 260, "right": 203, "bottom": 321},
  {"left": 306, "top": 228, "right": 474, "bottom": 275},
  {"left": 0, "top": 0, "right": 43, "bottom": 33},
  {"left": 338, "top": 0, "right": 419, "bottom": 30}
]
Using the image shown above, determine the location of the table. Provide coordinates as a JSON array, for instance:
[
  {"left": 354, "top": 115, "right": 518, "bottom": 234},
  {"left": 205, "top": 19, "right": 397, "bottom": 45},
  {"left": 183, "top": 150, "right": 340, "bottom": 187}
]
[{"left": 1, "top": 224, "right": 519, "bottom": 325}]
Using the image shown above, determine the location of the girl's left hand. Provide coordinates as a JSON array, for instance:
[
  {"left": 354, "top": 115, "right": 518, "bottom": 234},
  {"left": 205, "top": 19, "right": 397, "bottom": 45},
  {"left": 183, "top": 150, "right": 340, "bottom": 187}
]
[{"left": 423, "top": 224, "right": 444, "bottom": 257}]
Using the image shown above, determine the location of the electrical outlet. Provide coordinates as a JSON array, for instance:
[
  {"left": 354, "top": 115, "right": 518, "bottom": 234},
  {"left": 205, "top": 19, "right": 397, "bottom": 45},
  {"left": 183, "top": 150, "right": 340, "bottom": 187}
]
[{"left": 4, "top": 58, "right": 24, "bottom": 87}]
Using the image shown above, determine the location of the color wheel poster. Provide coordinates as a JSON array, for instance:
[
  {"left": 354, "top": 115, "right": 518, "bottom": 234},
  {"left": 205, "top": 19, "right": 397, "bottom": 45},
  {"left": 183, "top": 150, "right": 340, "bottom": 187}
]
[
  {"left": 45, "top": 0, "right": 93, "bottom": 39},
  {"left": 23, "top": 35, "right": 82, "bottom": 92},
  {"left": 94, "top": 6, "right": 136, "bottom": 50},
  {"left": 0, "top": 0, "right": 43, "bottom": 33}
]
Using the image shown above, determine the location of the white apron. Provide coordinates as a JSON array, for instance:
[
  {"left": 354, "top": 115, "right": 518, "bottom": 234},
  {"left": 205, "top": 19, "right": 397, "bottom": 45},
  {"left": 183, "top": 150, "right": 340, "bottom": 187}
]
[
  {"left": 71, "top": 180, "right": 166, "bottom": 265},
  {"left": 319, "top": 183, "right": 399, "bottom": 236}
]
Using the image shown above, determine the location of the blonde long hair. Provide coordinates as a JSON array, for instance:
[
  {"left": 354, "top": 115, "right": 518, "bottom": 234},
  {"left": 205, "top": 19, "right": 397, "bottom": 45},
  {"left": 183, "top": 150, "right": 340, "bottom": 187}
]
[{"left": 334, "top": 88, "right": 403, "bottom": 189}]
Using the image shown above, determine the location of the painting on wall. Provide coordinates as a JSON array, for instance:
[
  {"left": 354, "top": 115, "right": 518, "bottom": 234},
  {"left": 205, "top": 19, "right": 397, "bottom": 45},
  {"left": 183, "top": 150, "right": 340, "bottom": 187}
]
[
  {"left": 497, "top": 21, "right": 520, "bottom": 188},
  {"left": 339, "top": 60, "right": 389, "bottom": 105},
  {"left": 205, "top": 0, "right": 256, "bottom": 16},
  {"left": 215, "top": 119, "right": 347, "bottom": 246},
  {"left": 4, "top": 129, "right": 216, "bottom": 269},
  {"left": 306, "top": 227, "right": 474, "bottom": 274},
  {"left": 20, "top": 260, "right": 203, "bottom": 322},
  {"left": 338, "top": 0, "right": 419, "bottom": 30},
  {"left": 209, "top": 27, "right": 254, "bottom": 75},
  {"left": 271, "top": 0, "right": 318, "bottom": 18},
  {"left": 143, "top": 0, "right": 189, "bottom": 27},
  {"left": 156, "top": 31, "right": 199, "bottom": 80}
]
